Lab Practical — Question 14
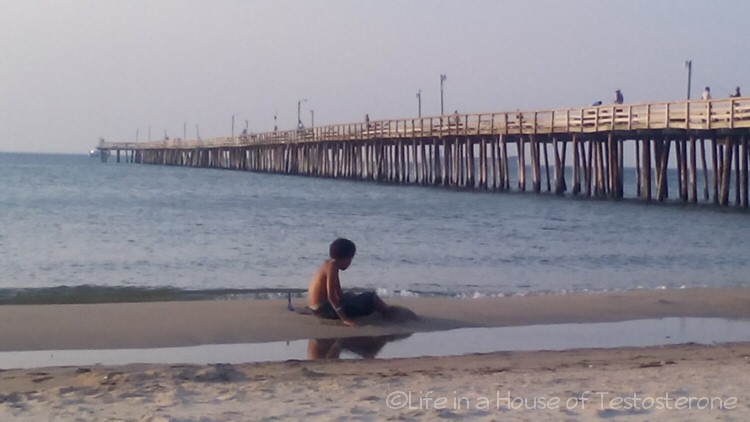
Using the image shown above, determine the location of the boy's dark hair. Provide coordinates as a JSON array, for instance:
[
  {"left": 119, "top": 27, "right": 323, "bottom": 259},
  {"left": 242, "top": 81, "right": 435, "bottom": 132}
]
[{"left": 329, "top": 238, "right": 356, "bottom": 260}]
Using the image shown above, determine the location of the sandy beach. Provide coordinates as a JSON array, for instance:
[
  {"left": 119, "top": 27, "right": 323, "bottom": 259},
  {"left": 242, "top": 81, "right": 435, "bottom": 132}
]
[{"left": 1, "top": 287, "right": 749, "bottom": 420}]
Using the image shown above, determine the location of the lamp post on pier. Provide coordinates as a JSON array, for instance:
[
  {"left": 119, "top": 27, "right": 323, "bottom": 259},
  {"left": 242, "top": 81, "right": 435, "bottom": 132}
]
[
  {"left": 416, "top": 89, "right": 422, "bottom": 118},
  {"left": 310, "top": 109, "right": 315, "bottom": 128},
  {"left": 440, "top": 74, "right": 447, "bottom": 115},
  {"left": 685, "top": 60, "right": 692, "bottom": 100},
  {"left": 231, "top": 114, "right": 236, "bottom": 137},
  {"left": 297, "top": 99, "right": 307, "bottom": 128}
]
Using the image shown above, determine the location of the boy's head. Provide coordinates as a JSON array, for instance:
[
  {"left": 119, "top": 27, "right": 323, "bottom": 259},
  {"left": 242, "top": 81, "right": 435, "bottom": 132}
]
[{"left": 329, "top": 238, "right": 356, "bottom": 261}]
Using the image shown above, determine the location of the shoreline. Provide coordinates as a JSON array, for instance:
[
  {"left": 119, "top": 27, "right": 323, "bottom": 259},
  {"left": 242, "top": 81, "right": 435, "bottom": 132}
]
[
  {"left": 1, "top": 286, "right": 749, "bottom": 352},
  {"left": 4, "top": 283, "right": 741, "bottom": 306}
]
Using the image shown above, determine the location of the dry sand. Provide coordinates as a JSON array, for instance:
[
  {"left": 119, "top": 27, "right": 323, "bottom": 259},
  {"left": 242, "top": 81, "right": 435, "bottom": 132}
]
[
  {"left": 0, "top": 287, "right": 749, "bottom": 421},
  {"left": 2, "top": 343, "right": 748, "bottom": 421}
]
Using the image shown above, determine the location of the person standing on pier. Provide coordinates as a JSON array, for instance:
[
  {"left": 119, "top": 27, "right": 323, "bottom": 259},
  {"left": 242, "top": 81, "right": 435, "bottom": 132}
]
[
  {"left": 731, "top": 86, "right": 741, "bottom": 98},
  {"left": 614, "top": 89, "right": 624, "bottom": 104},
  {"left": 702, "top": 86, "right": 712, "bottom": 100}
]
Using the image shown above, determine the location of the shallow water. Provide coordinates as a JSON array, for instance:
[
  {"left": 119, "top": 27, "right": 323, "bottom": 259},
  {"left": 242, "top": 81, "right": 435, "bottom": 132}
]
[{"left": 1, "top": 318, "right": 748, "bottom": 369}]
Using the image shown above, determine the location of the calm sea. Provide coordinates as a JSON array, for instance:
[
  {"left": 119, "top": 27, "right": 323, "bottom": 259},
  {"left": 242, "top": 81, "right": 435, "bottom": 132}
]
[{"left": 1, "top": 152, "right": 748, "bottom": 304}]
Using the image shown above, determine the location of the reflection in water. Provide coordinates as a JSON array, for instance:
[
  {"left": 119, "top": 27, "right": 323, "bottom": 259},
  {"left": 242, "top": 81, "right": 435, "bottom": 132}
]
[{"left": 307, "top": 333, "right": 412, "bottom": 360}]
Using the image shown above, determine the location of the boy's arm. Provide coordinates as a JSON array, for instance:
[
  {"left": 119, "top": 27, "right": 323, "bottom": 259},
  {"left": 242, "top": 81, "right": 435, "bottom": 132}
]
[{"left": 326, "top": 264, "right": 356, "bottom": 326}]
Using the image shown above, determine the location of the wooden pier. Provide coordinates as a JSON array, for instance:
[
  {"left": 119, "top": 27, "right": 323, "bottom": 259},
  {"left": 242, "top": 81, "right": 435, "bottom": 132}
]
[{"left": 99, "top": 97, "right": 750, "bottom": 207}]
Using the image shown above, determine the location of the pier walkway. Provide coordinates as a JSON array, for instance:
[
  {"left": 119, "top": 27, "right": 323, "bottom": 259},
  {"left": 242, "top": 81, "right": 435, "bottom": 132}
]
[{"left": 99, "top": 97, "right": 750, "bottom": 207}]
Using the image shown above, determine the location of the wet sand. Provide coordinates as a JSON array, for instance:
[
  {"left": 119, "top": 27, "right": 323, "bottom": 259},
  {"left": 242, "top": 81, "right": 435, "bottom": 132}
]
[{"left": 1, "top": 287, "right": 749, "bottom": 351}]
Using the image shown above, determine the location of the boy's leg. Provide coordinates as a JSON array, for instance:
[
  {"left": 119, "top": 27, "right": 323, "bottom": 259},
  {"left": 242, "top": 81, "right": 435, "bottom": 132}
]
[
  {"left": 341, "top": 291, "right": 417, "bottom": 321},
  {"left": 372, "top": 294, "right": 393, "bottom": 316},
  {"left": 342, "top": 291, "right": 393, "bottom": 318},
  {"left": 372, "top": 294, "right": 418, "bottom": 321},
  {"left": 341, "top": 291, "right": 379, "bottom": 317}
]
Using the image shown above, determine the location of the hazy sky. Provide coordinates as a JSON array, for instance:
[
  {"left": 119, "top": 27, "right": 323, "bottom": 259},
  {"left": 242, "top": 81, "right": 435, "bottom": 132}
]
[{"left": 1, "top": 0, "right": 748, "bottom": 154}]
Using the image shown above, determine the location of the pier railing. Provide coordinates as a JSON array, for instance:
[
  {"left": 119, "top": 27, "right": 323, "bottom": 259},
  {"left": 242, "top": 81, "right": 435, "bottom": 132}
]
[
  {"left": 100, "top": 97, "right": 750, "bottom": 150},
  {"left": 97, "top": 96, "right": 750, "bottom": 208}
]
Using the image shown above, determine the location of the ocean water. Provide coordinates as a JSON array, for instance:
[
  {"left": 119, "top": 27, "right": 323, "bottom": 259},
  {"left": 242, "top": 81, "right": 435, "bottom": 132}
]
[{"left": 1, "top": 152, "right": 748, "bottom": 304}]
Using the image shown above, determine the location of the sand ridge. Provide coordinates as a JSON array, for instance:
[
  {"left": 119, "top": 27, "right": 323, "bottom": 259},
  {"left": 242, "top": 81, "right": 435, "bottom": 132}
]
[{"left": 1, "top": 287, "right": 749, "bottom": 352}]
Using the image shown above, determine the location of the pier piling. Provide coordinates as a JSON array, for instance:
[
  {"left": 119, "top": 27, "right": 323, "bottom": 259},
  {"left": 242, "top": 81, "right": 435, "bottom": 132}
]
[{"left": 99, "top": 97, "right": 750, "bottom": 207}]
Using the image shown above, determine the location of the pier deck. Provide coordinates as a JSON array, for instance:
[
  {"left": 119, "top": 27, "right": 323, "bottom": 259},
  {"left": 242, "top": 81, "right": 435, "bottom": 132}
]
[{"left": 99, "top": 97, "right": 750, "bottom": 207}]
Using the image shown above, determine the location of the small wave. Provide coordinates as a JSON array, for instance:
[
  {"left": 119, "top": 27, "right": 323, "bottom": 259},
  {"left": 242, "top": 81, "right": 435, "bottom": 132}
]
[
  {"left": 0, "top": 284, "right": 706, "bottom": 305},
  {"left": 0, "top": 285, "right": 308, "bottom": 305}
]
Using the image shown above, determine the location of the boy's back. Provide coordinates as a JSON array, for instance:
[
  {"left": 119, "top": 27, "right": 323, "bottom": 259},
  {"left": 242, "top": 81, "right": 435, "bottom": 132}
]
[{"left": 308, "top": 259, "right": 339, "bottom": 309}]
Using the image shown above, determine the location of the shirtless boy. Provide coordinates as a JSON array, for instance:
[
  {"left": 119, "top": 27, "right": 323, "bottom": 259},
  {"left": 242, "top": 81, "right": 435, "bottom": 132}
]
[{"left": 308, "top": 238, "right": 393, "bottom": 326}]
